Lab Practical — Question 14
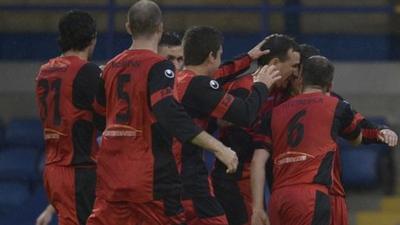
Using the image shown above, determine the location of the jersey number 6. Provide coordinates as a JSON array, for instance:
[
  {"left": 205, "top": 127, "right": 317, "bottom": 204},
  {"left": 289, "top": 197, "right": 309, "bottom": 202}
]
[{"left": 287, "top": 109, "right": 306, "bottom": 148}]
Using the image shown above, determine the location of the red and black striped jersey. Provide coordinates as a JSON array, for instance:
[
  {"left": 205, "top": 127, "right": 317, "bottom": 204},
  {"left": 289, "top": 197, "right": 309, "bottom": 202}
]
[
  {"left": 253, "top": 92, "right": 361, "bottom": 191},
  {"left": 173, "top": 67, "right": 269, "bottom": 198},
  {"left": 94, "top": 49, "right": 202, "bottom": 203},
  {"left": 35, "top": 56, "right": 102, "bottom": 167}
]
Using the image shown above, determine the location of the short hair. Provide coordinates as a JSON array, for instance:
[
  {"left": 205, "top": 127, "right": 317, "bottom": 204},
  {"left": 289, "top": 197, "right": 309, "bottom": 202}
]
[
  {"left": 183, "top": 26, "right": 223, "bottom": 66},
  {"left": 302, "top": 56, "right": 334, "bottom": 89},
  {"left": 299, "top": 43, "right": 320, "bottom": 64},
  {"left": 58, "top": 10, "right": 97, "bottom": 53},
  {"left": 127, "top": 0, "right": 162, "bottom": 37},
  {"left": 258, "top": 34, "right": 300, "bottom": 66},
  {"left": 159, "top": 32, "right": 182, "bottom": 47}
]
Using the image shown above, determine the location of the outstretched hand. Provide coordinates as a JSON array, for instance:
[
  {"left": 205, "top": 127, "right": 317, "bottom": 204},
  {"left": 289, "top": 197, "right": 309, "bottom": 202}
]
[
  {"left": 248, "top": 38, "right": 270, "bottom": 60},
  {"left": 378, "top": 129, "right": 398, "bottom": 147}
]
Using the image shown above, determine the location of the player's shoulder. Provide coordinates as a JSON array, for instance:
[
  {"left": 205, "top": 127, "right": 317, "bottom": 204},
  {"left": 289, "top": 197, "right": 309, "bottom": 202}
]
[{"left": 191, "top": 74, "right": 221, "bottom": 91}]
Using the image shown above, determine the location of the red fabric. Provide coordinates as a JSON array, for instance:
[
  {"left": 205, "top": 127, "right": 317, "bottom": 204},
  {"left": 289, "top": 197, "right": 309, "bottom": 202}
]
[
  {"left": 270, "top": 93, "right": 339, "bottom": 190},
  {"left": 330, "top": 195, "right": 349, "bottom": 225},
  {"left": 213, "top": 55, "right": 252, "bottom": 81},
  {"left": 268, "top": 185, "right": 330, "bottom": 225},
  {"left": 43, "top": 165, "right": 79, "bottom": 225},
  {"left": 210, "top": 94, "right": 235, "bottom": 118},
  {"left": 36, "top": 56, "right": 98, "bottom": 166},
  {"left": 330, "top": 149, "right": 346, "bottom": 196},
  {"left": 222, "top": 74, "right": 253, "bottom": 93},
  {"left": 173, "top": 69, "right": 196, "bottom": 103},
  {"left": 150, "top": 87, "right": 173, "bottom": 107},
  {"left": 95, "top": 49, "right": 165, "bottom": 203},
  {"left": 87, "top": 197, "right": 185, "bottom": 225},
  {"left": 182, "top": 199, "right": 229, "bottom": 225}
]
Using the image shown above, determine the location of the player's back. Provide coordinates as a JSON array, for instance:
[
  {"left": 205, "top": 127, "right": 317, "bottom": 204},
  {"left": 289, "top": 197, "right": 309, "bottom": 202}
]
[
  {"left": 97, "top": 49, "right": 181, "bottom": 203},
  {"left": 270, "top": 92, "right": 340, "bottom": 190},
  {"left": 35, "top": 56, "right": 99, "bottom": 166}
]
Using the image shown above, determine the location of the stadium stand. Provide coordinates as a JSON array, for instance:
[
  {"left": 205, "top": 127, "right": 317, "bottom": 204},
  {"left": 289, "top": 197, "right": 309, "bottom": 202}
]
[
  {"left": 0, "top": 0, "right": 398, "bottom": 225},
  {"left": 5, "top": 118, "right": 44, "bottom": 150}
]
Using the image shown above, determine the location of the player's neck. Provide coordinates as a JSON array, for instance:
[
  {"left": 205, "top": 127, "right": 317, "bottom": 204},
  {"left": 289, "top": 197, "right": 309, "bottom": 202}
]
[
  {"left": 185, "top": 65, "right": 210, "bottom": 77},
  {"left": 62, "top": 50, "right": 89, "bottom": 61},
  {"left": 129, "top": 37, "right": 158, "bottom": 53}
]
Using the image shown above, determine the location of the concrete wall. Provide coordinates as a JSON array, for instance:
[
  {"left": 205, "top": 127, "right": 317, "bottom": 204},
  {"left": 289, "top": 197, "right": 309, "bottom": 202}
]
[{"left": 0, "top": 61, "right": 399, "bottom": 125}]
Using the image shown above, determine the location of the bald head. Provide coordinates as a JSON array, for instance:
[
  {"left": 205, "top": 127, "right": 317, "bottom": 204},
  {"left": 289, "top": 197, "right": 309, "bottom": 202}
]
[
  {"left": 302, "top": 55, "right": 334, "bottom": 90},
  {"left": 127, "top": 0, "right": 162, "bottom": 37}
]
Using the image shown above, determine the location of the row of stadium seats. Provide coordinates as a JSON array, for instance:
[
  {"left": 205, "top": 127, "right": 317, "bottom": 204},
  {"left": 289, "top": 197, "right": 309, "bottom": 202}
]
[{"left": 0, "top": 118, "right": 45, "bottom": 220}]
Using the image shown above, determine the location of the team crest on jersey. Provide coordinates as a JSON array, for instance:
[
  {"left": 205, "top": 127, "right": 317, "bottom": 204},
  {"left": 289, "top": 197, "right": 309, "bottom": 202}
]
[
  {"left": 209, "top": 80, "right": 219, "bottom": 89},
  {"left": 164, "top": 69, "right": 175, "bottom": 78}
]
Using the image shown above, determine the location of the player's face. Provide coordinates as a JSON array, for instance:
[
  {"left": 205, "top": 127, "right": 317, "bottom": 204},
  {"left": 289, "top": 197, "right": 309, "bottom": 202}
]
[
  {"left": 158, "top": 45, "right": 184, "bottom": 71},
  {"left": 274, "top": 49, "right": 300, "bottom": 88}
]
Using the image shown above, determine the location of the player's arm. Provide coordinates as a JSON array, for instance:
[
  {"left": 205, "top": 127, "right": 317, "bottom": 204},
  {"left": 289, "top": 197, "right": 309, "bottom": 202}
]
[
  {"left": 251, "top": 149, "right": 270, "bottom": 225},
  {"left": 217, "top": 75, "right": 254, "bottom": 128},
  {"left": 250, "top": 111, "right": 273, "bottom": 225},
  {"left": 213, "top": 38, "right": 270, "bottom": 84},
  {"left": 36, "top": 204, "right": 55, "bottom": 225},
  {"left": 148, "top": 60, "right": 238, "bottom": 173},
  {"left": 73, "top": 62, "right": 106, "bottom": 132},
  {"left": 337, "top": 100, "right": 362, "bottom": 146},
  {"left": 183, "top": 65, "right": 280, "bottom": 127},
  {"left": 331, "top": 92, "right": 398, "bottom": 146}
]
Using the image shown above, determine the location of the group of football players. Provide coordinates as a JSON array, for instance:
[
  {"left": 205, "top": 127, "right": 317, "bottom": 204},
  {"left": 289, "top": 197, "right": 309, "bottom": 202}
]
[{"left": 34, "top": 1, "right": 398, "bottom": 225}]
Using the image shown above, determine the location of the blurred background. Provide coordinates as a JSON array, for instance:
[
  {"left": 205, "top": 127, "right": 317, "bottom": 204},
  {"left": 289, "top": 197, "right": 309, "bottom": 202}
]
[{"left": 0, "top": 0, "right": 399, "bottom": 225}]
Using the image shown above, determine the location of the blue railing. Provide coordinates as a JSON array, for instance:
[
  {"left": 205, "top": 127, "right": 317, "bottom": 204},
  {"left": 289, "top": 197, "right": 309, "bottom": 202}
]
[{"left": 0, "top": 1, "right": 396, "bottom": 60}]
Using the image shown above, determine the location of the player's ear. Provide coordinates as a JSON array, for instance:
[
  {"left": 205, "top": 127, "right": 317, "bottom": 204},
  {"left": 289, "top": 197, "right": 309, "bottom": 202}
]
[
  {"left": 157, "top": 22, "right": 164, "bottom": 34},
  {"left": 125, "top": 22, "right": 132, "bottom": 35},
  {"left": 208, "top": 51, "right": 216, "bottom": 64},
  {"left": 327, "top": 82, "right": 333, "bottom": 92},
  {"left": 270, "top": 58, "right": 280, "bottom": 65}
]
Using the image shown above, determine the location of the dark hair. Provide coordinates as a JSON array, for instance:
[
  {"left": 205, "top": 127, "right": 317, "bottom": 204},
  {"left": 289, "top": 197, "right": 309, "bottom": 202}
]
[
  {"left": 299, "top": 43, "right": 320, "bottom": 64},
  {"left": 302, "top": 56, "right": 334, "bottom": 89},
  {"left": 183, "top": 26, "right": 223, "bottom": 66},
  {"left": 128, "top": 0, "right": 162, "bottom": 37},
  {"left": 258, "top": 34, "right": 300, "bottom": 66},
  {"left": 159, "top": 32, "right": 182, "bottom": 47},
  {"left": 58, "top": 10, "right": 97, "bottom": 53}
]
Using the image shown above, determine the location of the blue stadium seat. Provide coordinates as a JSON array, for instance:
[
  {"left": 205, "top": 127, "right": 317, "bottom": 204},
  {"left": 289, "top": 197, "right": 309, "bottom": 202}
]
[
  {"left": 0, "top": 147, "right": 41, "bottom": 181},
  {"left": 5, "top": 118, "right": 44, "bottom": 150},
  {"left": 340, "top": 144, "right": 380, "bottom": 188},
  {"left": 0, "top": 181, "right": 31, "bottom": 215}
]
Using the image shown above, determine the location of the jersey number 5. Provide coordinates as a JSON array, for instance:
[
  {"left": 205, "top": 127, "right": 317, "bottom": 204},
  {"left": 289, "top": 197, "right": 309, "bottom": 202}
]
[
  {"left": 116, "top": 74, "right": 131, "bottom": 123},
  {"left": 287, "top": 109, "right": 306, "bottom": 147}
]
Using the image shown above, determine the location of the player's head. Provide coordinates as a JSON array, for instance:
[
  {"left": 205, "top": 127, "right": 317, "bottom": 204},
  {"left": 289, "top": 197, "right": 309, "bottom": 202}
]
[
  {"left": 183, "top": 26, "right": 223, "bottom": 75},
  {"left": 258, "top": 34, "right": 300, "bottom": 88},
  {"left": 58, "top": 10, "right": 97, "bottom": 57},
  {"left": 158, "top": 32, "right": 184, "bottom": 70},
  {"left": 289, "top": 43, "right": 321, "bottom": 95},
  {"left": 126, "top": 0, "right": 163, "bottom": 40},
  {"left": 302, "top": 56, "right": 334, "bottom": 93},
  {"left": 299, "top": 43, "right": 320, "bottom": 64}
]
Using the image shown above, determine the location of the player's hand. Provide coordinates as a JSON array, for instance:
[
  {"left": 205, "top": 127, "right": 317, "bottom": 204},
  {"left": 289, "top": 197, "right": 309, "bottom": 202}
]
[
  {"left": 215, "top": 146, "right": 238, "bottom": 174},
  {"left": 248, "top": 39, "right": 270, "bottom": 60},
  {"left": 251, "top": 208, "right": 270, "bottom": 225},
  {"left": 36, "top": 205, "right": 55, "bottom": 225},
  {"left": 378, "top": 129, "right": 398, "bottom": 147},
  {"left": 254, "top": 65, "right": 281, "bottom": 89}
]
